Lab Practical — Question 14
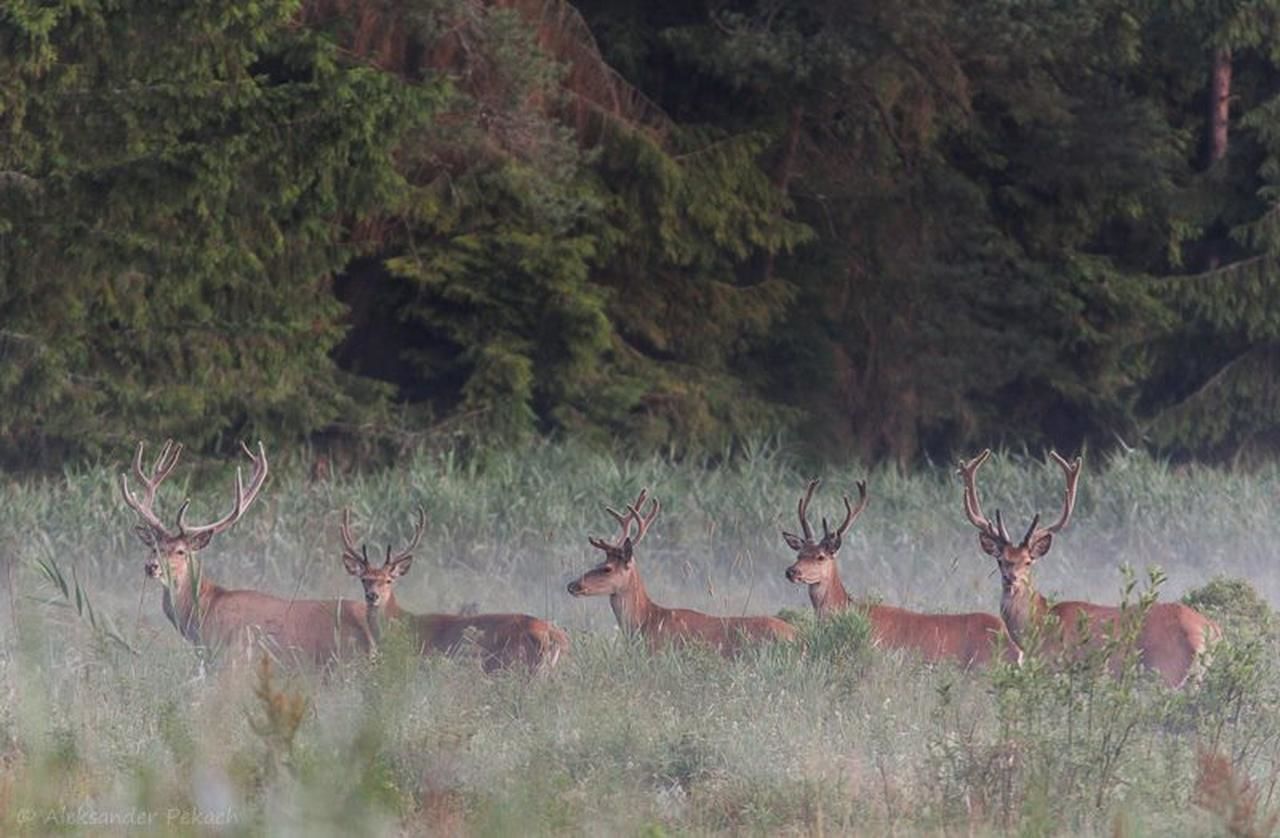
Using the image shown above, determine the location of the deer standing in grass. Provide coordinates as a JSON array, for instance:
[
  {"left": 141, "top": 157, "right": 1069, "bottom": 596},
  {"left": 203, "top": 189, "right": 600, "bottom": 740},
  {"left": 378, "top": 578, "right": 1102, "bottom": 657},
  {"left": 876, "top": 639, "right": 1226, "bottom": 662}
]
[
  {"left": 340, "top": 508, "right": 569, "bottom": 673},
  {"left": 783, "top": 479, "right": 1020, "bottom": 667},
  {"left": 566, "top": 489, "right": 797, "bottom": 655},
  {"left": 121, "top": 440, "right": 374, "bottom": 666},
  {"left": 958, "top": 449, "right": 1220, "bottom": 688}
]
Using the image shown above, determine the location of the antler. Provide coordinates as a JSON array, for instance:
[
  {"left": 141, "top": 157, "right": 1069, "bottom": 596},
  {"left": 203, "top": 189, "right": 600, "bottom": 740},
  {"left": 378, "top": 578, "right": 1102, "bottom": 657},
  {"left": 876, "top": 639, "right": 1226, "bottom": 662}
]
[
  {"left": 624, "top": 493, "right": 661, "bottom": 545},
  {"left": 120, "top": 440, "right": 184, "bottom": 537},
  {"left": 824, "top": 479, "right": 869, "bottom": 544},
  {"left": 957, "top": 449, "right": 1009, "bottom": 544},
  {"left": 590, "top": 488, "right": 660, "bottom": 552},
  {"left": 1022, "top": 451, "right": 1082, "bottom": 545},
  {"left": 385, "top": 506, "right": 428, "bottom": 566},
  {"left": 604, "top": 488, "right": 649, "bottom": 546},
  {"left": 339, "top": 508, "right": 364, "bottom": 565},
  {"left": 175, "top": 441, "right": 269, "bottom": 538},
  {"left": 796, "top": 479, "right": 819, "bottom": 541}
]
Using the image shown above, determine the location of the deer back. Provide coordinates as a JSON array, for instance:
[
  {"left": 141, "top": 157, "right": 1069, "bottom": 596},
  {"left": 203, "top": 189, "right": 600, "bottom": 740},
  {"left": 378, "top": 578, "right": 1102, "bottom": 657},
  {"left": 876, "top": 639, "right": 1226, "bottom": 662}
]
[{"left": 863, "top": 604, "right": 1020, "bottom": 667}]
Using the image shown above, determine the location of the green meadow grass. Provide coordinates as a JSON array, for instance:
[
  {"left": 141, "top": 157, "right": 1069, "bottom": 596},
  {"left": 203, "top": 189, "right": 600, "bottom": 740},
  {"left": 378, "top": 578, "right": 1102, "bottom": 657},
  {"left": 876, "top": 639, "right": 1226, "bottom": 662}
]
[{"left": 0, "top": 442, "right": 1278, "bottom": 835}]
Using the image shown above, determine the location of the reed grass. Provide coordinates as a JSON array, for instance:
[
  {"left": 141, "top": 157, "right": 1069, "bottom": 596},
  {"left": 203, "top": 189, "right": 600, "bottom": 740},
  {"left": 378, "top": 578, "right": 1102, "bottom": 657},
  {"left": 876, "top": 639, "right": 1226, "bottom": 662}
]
[{"left": 0, "top": 441, "right": 1277, "bottom": 834}]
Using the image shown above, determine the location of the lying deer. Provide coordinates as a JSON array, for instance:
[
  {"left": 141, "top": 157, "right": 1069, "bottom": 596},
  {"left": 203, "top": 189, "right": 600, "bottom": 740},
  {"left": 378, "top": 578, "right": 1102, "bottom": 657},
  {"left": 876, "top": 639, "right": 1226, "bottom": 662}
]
[
  {"left": 958, "top": 449, "right": 1220, "bottom": 687},
  {"left": 567, "top": 489, "right": 797, "bottom": 655},
  {"left": 121, "top": 440, "right": 373, "bottom": 666},
  {"left": 783, "top": 478, "right": 1020, "bottom": 667},
  {"left": 341, "top": 508, "right": 569, "bottom": 673}
]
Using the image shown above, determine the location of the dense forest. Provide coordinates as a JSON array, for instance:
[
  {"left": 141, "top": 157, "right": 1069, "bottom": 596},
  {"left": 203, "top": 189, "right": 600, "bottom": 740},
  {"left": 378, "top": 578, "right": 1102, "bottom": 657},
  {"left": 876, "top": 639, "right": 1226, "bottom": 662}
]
[{"left": 3, "top": 0, "right": 1280, "bottom": 470}]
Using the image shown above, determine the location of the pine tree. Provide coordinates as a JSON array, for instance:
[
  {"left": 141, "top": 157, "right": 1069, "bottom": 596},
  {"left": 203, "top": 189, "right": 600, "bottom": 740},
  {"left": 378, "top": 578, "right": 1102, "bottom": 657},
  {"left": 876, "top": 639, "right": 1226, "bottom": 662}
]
[
  {"left": 327, "top": 0, "right": 808, "bottom": 453},
  {"left": 0, "top": 0, "right": 437, "bottom": 465},
  {"left": 1143, "top": 0, "right": 1280, "bottom": 461}
]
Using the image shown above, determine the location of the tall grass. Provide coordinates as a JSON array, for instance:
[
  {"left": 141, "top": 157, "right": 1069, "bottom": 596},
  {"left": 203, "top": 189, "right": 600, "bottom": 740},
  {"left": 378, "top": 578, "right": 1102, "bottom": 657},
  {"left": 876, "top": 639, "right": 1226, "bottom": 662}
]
[{"left": 0, "top": 442, "right": 1278, "bottom": 834}]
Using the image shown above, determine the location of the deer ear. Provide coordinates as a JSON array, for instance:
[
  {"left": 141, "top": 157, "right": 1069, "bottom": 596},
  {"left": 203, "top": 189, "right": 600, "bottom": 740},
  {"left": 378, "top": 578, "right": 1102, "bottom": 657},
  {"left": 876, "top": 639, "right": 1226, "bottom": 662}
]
[
  {"left": 620, "top": 538, "right": 634, "bottom": 564},
  {"left": 978, "top": 532, "right": 1003, "bottom": 558},
  {"left": 134, "top": 525, "right": 159, "bottom": 548},
  {"left": 389, "top": 555, "right": 413, "bottom": 578},
  {"left": 342, "top": 553, "right": 366, "bottom": 576},
  {"left": 187, "top": 531, "right": 214, "bottom": 551},
  {"left": 1028, "top": 531, "right": 1053, "bottom": 559},
  {"left": 781, "top": 531, "right": 806, "bottom": 551}
]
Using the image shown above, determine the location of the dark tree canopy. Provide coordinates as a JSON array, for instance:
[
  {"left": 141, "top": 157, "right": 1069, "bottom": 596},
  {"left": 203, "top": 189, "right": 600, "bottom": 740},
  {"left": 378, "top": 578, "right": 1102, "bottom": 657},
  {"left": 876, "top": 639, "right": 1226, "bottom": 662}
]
[{"left": 2, "top": 0, "right": 1279, "bottom": 469}]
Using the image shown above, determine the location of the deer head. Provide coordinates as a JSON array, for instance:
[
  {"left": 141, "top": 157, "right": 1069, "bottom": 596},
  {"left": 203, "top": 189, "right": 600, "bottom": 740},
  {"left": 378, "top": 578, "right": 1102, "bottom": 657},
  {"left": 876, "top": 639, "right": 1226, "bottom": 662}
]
[
  {"left": 957, "top": 449, "right": 1082, "bottom": 595},
  {"left": 340, "top": 507, "right": 427, "bottom": 608},
  {"left": 783, "top": 478, "right": 868, "bottom": 585},
  {"left": 120, "top": 440, "right": 269, "bottom": 587},
  {"left": 567, "top": 489, "right": 660, "bottom": 597}
]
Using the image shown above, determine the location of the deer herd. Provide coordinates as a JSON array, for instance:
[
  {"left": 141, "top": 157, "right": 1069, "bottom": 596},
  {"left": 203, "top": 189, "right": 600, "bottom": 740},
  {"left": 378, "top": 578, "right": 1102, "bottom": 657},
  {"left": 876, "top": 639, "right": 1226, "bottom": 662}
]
[{"left": 119, "top": 440, "right": 1220, "bottom": 687}]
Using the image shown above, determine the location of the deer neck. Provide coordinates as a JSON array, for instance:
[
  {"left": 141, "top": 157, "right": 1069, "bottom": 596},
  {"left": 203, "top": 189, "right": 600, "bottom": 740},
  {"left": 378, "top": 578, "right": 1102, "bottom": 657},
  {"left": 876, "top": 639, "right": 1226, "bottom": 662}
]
[
  {"left": 1000, "top": 578, "right": 1049, "bottom": 647},
  {"left": 161, "top": 567, "right": 222, "bottom": 645},
  {"left": 809, "top": 569, "right": 853, "bottom": 617},
  {"left": 367, "top": 591, "right": 406, "bottom": 642},
  {"left": 610, "top": 570, "right": 659, "bottom": 636}
]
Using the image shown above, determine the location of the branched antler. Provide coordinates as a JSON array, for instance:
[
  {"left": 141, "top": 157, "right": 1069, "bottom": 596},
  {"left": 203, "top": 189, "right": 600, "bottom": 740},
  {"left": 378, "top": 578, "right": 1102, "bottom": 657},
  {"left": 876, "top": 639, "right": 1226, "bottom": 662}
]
[
  {"left": 120, "top": 440, "right": 184, "bottom": 537},
  {"left": 590, "top": 488, "right": 660, "bottom": 552},
  {"left": 177, "top": 442, "right": 269, "bottom": 539},
  {"left": 957, "top": 449, "right": 1009, "bottom": 544},
  {"left": 121, "top": 440, "right": 268, "bottom": 542},
  {"left": 959, "top": 449, "right": 1081, "bottom": 548}
]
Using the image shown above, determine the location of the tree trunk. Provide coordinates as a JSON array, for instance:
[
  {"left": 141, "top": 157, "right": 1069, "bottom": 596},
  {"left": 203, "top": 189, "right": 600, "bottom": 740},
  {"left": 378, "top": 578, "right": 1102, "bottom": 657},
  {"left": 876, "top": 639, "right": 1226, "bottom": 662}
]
[{"left": 1207, "top": 47, "right": 1232, "bottom": 167}]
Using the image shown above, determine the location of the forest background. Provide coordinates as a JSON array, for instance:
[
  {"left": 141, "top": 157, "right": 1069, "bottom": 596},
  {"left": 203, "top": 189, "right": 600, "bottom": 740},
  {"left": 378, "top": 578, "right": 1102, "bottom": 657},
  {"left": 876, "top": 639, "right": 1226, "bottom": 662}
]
[{"left": 5, "top": 0, "right": 1280, "bottom": 472}]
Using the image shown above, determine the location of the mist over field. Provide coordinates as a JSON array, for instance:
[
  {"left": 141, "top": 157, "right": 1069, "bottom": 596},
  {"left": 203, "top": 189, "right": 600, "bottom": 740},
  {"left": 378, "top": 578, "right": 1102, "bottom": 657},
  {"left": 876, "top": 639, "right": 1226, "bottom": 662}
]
[
  {"left": 8, "top": 444, "right": 1276, "bottom": 644},
  {"left": 1, "top": 444, "right": 1278, "bottom": 834}
]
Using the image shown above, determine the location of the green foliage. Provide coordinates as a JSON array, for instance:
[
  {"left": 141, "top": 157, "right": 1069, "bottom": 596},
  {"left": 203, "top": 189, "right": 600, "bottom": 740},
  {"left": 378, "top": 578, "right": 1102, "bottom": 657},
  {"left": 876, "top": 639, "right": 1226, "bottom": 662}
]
[
  {"left": 0, "top": 0, "right": 434, "bottom": 464},
  {"left": 6, "top": 0, "right": 1280, "bottom": 466},
  {"left": 787, "top": 606, "right": 873, "bottom": 671},
  {"left": 1184, "top": 576, "right": 1276, "bottom": 643},
  {"left": 31, "top": 555, "right": 137, "bottom": 656},
  {"left": 582, "top": 0, "right": 1280, "bottom": 464},
  {"left": 933, "top": 571, "right": 1179, "bottom": 829}
]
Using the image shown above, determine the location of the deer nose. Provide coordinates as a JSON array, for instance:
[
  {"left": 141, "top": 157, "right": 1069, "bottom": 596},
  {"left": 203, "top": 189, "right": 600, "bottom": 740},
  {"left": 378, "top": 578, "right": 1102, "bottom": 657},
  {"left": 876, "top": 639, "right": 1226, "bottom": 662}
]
[
  {"left": 567, "top": 580, "right": 583, "bottom": 596},
  {"left": 144, "top": 560, "right": 160, "bottom": 577},
  {"left": 365, "top": 591, "right": 378, "bottom": 605},
  {"left": 785, "top": 566, "right": 799, "bottom": 582}
]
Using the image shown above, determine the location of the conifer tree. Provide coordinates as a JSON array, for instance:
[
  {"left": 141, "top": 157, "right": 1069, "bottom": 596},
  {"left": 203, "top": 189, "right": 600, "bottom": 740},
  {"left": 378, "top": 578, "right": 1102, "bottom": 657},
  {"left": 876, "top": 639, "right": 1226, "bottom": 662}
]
[{"left": 0, "top": 0, "right": 435, "bottom": 465}]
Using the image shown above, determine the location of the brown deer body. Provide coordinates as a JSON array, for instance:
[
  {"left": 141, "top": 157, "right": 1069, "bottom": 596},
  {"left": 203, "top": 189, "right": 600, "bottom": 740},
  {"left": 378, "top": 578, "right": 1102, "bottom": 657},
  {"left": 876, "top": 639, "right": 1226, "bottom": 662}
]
[
  {"left": 958, "top": 449, "right": 1220, "bottom": 688},
  {"left": 121, "top": 441, "right": 373, "bottom": 667},
  {"left": 159, "top": 574, "right": 373, "bottom": 666},
  {"left": 783, "top": 479, "right": 1019, "bottom": 667},
  {"left": 567, "top": 490, "right": 797, "bottom": 655},
  {"left": 342, "top": 509, "right": 569, "bottom": 673}
]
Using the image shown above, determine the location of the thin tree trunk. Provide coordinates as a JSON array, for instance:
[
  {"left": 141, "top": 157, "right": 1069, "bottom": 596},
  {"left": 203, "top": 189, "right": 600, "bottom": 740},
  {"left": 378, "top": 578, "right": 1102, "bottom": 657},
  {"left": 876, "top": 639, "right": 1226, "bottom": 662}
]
[
  {"left": 1207, "top": 47, "right": 1232, "bottom": 167},
  {"left": 1199, "top": 47, "right": 1234, "bottom": 271}
]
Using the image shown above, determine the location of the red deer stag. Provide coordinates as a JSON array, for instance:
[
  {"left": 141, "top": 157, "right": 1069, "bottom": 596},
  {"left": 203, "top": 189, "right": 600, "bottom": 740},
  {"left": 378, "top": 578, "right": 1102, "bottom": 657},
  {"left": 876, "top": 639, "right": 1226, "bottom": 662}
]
[
  {"left": 121, "top": 440, "right": 373, "bottom": 666},
  {"left": 783, "top": 478, "right": 1020, "bottom": 667},
  {"left": 341, "top": 508, "right": 569, "bottom": 673},
  {"left": 566, "top": 489, "right": 797, "bottom": 655},
  {"left": 958, "top": 449, "right": 1220, "bottom": 687}
]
